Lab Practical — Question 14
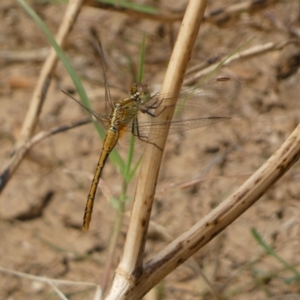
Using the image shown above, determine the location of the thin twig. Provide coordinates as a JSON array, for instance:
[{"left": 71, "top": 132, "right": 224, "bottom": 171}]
[
  {"left": 47, "top": 280, "right": 69, "bottom": 300},
  {"left": 26, "top": 118, "right": 90, "bottom": 150},
  {"left": 0, "top": 47, "right": 49, "bottom": 63},
  {"left": 0, "top": 0, "right": 84, "bottom": 193},
  {"left": 203, "top": 0, "right": 269, "bottom": 23},
  {"left": 0, "top": 265, "right": 98, "bottom": 287},
  {"left": 84, "top": 0, "right": 271, "bottom": 25},
  {"left": 184, "top": 40, "right": 294, "bottom": 85},
  {"left": 84, "top": 0, "right": 183, "bottom": 23},
  {"left": 134, "top": 124, "right": 300, "bottom": 293}
]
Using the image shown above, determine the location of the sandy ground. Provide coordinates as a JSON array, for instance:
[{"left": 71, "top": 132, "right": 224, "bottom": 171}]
[{"left": 0, "top": 0, "right": 300, "bottom": 299}]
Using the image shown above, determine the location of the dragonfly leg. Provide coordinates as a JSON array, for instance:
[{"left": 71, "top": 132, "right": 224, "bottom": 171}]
[
  {"left": 146, "top": 96, "right": 163, "bottom": 109},
  {"left": 131, "top": 117, "right": 163, "bottom": 151},
  {"left": 141, "top": 98, "right": 169, "bottom": 118}
]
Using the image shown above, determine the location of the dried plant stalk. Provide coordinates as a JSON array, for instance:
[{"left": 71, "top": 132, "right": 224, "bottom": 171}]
[
  {"left": 184, "top": 40, "right": 294, "bottom": 85},
  {"left": 0, "top": 0, "right": 84, "bottom": 193},
  {"left": 106, "top": 1, "right": 208, "bottom": 299},
  {"left": 136, "top": 124, "right": 300, "bottom": 290},
  {"left": 108, "top": 120, "right": 300, "bottom": 300}
]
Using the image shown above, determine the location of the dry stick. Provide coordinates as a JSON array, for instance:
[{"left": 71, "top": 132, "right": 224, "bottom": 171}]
[
  {"left": 147, "top": 223, "right": 221, "bottom": 300},
  {"left": 203, "top": 0, "right": 267, "bottom": 22},
  {"left": 25, "top": 119, "right": 90, "bottom": 150},
  {"left": 47, "top": 281, "right": 68, "bottom": 300},
  {"left": 0, "top": 0, "right": 84, "bottom": 193},
  {"left": 84, "top": 0, "right": 183, "bottom": 23},
  {"left": 0, "top": 47, "right": 49, "bottom": 62},
  {"left": 0, "top": 265, "right": 98, "bottom": 287},
  {"left": 84, "top": 0, "right": 269, "bottom": 25},
  {"left": 106, "top": 1, "right": 208, "bottom": 299},
  {"left": 134, "top": 124, "right": 300, "bottom": 293},
  {"left": 184, "top": 40, "right": 294, "bottom": 85},
  {"left": 0, "top": 265, "right": 100, "bottom": 299}
]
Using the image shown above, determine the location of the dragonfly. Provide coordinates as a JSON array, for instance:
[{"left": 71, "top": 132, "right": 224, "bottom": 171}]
[{"left": 65, "top": 44, "right": 239, "bottom": 231}]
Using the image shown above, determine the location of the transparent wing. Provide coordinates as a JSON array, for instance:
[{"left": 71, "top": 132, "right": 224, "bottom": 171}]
[
  {"left": 145, "top": 77, "right": 238, "bottom": 119},
  {"left": 62, "top": 90, "right": 111, "bottom": 128},
  {"left": 126, "top": 77, "right": 240, "bottom": 143},
  {"left": 66, "top": 77, "right": 239, "bottom": 144},
  {"left": 97, "top": 41, "right": 114, "bottom": 113}
]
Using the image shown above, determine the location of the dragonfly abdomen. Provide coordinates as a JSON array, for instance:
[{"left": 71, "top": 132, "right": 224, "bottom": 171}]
[{"left": 82, "top": 128, "right": 119, "bottom": 231}]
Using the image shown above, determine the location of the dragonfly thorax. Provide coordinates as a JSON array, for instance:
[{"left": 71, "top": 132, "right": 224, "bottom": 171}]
[{"left": 109, "top": 98, "right": 139, "bottom": 130}]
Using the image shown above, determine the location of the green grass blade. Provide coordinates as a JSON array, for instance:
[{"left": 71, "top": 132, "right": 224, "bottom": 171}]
[
  {"left": 251, "top": 228, "right": 300, "bottom": 278},
  {"left": 17, "top": 0, "right": 124, "bottom": 171},
  {"left": 128, "top": 155, "right": 143, "bottom": 182},
  {"left": 124, "top": 35, "right": 147, "bottom": 183},
  {"left": 137, "top": 35, "right": 146, "bottom": 83}
]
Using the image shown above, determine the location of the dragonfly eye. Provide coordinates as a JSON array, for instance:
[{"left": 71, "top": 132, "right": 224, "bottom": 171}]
[
  {"left": 130, "top": 83, "right": 150, "bottom": 104},
  {"left": 130, "top": 83, "right": 138, "bottom": 95}
]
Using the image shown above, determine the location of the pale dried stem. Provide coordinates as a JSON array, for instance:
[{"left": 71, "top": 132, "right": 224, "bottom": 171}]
[
  {"left": 0, "top": 47, "right": 49, "bottom": 62},
  {"left": 0, "top": 265, "right": 98, "bottom": 287},
  {"left": 106, "top": 1, "right": 208, "bottom": 299},
  {"left": 131, "top": 124, "right": 300, "bottom": 297},
  {"left": 203, "top": 0, "right": 256, "bottom": 21},
  {"left": 84, "top": 0, "right": 183, "bottom": 23},
  {"left": 84, "top": 0, "right": 268, "bottom": 25},
  {"left": 25, "top": 119, "right": 90, "bottom": 150},
  {"left": 0, "top": 265, "right": 101, "bottom": 300},
  {"left": 184, "top": 40, "right": 294, "bottom": 85},
  {"left": 0, "top": 0, "right": 84, "bottom": 193},
  {"left": 47, "top": 281, "right": 68, "bottom": 300},
  {"left": 148, "top": 221, "right": 220, "bottom": 299}
]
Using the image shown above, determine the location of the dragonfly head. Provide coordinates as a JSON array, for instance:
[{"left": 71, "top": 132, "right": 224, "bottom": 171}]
[{"left": 130, "top": 83, "right": 151, "bottom": 104}]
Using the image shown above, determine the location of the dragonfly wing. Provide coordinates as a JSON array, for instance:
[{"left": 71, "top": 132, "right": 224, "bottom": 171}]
[
  {"left": 129, "top": 77, "right": 239, "bottom": 142},
  {"left": 132, "top": 116, "right": 230, "bottom": 142},
  {"left": 117, "top": 116, "right": 151, "bottom": 144},
  {"left": 62, "top": 90, "right": 110, "bottom": 128},
  {"left": 163, "top": 77, "right": 239, "bottom": 120},
  {"left": 67, "top": 77, "right": 239, "bottom": 145}
]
